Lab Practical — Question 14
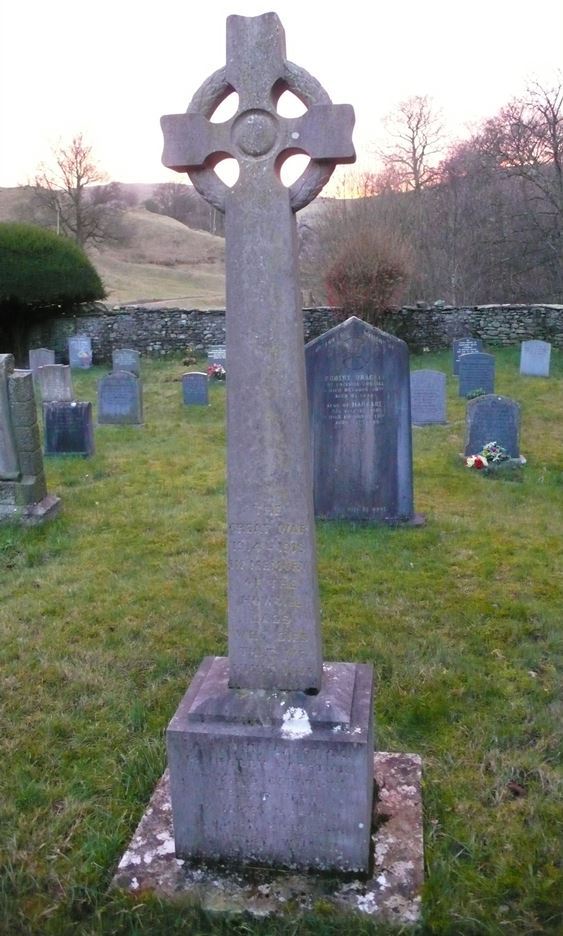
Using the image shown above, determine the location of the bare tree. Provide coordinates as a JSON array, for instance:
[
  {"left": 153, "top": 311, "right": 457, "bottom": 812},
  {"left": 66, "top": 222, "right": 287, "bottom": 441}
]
[
  {"left": 380, "top": 95, "right": 444, "bottom": 194},
  {"left": 34, "top": 134, "right": 113, "bottom": 247}
]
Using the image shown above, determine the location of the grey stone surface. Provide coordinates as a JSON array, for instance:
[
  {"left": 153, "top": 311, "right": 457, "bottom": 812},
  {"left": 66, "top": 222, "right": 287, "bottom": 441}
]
[
  {"left": 113, "top": 751, "right": 423, "bottom": 924},
  {"left": 68, "top": 335, "right": 92, "bottom": 368},
  {"left": 458, "top": 351, "right": 495, "bottom": 397},
  {"left": 36, "top": 364, "right": 74, "bottom": 403},
  {"left": 28, "top": 347, "right": 55, "bottom": 374},
  {"left": 306, "top": 316, "right": 415, "bottom": 523},
  {"left": 98, "top": 371, "right": 143, "bottom": 425},
  {"left": 452, "top": 337, "right": 483, "bottom": 375},
  {"left": 182, "top": 372, "right": 208, "bottom": 406},
  {"left": 465, "top": 395, "right": 520, "bottom": 458},
  {"left": 520, "top": 339, "right": 551, "bottom": 376},
  {"left": 112, "top": 348, "right": 141, "bottom": 376},
  {"left": 0, "top": 355, "right": 60, "bottom": 523},
  {"left": 410, "top": 369, "right": 447, "bottom": 425},
  {"left": 44, "top": 402, "right": 95, "bottom": 457},
  {"left": 167, "top": 657, "right": 374, "bottom": 871}
]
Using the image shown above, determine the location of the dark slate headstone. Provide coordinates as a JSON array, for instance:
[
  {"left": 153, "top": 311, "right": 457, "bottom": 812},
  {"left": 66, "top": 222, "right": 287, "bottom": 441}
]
[
  {"left": 112, "top": 348, "right": 141, "bottom": 376},
  {"left": 68, "top": 335, "right": 92, "bottom": 369},
  {"left": 29, "top": 348, "right": 55, "bottom": 374},
  {"left": 306, "top": 316, "right": 414, "bottom": 523},
  {"left": 453, "top": 337, "right": 483, "bottom": 375},
  {"left": 207, "top": 346, "right": 226, "bottom": 367},
  {"left": 44, "top": 401, "right": 94, "bottom": 457},
  {"left": 458, "top": 352, "right": 495, "bottom": 397},
  {"left": 465, "top": 394, "right": 520, "bottom": 458},
  {"left": 410, "top": 369, "right": 447, "bottom": 425},
  {"left": 182, "top": 371, "right": 208, "bottom": 405},
  {"left": 97, "top": 371, "right": 143, "bottom": 425},
  {"left": 520, "top": 339, "right": 551, "bottom": 377}
]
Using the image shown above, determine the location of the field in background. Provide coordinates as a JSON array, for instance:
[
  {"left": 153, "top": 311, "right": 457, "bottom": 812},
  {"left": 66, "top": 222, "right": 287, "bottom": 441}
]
[{"left": 0, "top": 348, "right": 561, "bottom": 935}]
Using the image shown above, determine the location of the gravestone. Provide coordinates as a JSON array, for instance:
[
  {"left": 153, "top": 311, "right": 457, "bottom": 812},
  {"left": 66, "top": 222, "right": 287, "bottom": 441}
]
[
  {"left": 0, "top": 354, "right": 60, "bottom": 523},
  {"left": 458, "top": 351, "right": 495, "bottom": 397},
  {"left": 453, "top": 337, "right": 483, "bottom": 375},
  {"left": 68, "top": 335, "right": 92, "bottom": 369},
  {"left": 410, "top": 369, "right": 447, "bottom": 426},
  {"left": 44, "top": 402, "right": 95, "bottom": 457},
  {"left": 112, "top": 348, "right": 141, "bottom": 376},
  {"left": 36, "top": 364, "right": 74, "bottom": 403},
  {"left": 465, "top": 394, "right": 520, "bottom": 458},
  {"left": 306, "top": 316, "right": 415, "bottom": 523},
  {"left": 98, "top": 371, "right": 143, "bottom": 425},
  {"left": 182, "top": 371, "right": 208, "bottom": 405},
  {"left": 520, "top": 339, "right": 551, "bottom": 377},
  {"left": 28, "top": 348, "right": 55, "bottom": 374},
  {"left": 160, "top": 13, "right": 374, "bottom": 873},
  {"left": 207, "top": 345, "right": 226, "bottom": 368}
]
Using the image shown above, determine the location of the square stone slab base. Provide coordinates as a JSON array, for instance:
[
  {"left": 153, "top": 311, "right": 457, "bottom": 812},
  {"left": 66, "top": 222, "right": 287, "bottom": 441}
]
[
  {"left": 112, "top": 752, "right": 423, "bottom": 925},
  {"left": 0, "top": 494, "right": 61, "bottom": 525}
]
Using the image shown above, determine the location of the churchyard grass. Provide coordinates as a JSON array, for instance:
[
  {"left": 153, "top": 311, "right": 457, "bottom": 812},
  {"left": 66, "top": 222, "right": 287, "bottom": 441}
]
[{"left": 0, "top": 348, "right": 561, "bottom": 935}]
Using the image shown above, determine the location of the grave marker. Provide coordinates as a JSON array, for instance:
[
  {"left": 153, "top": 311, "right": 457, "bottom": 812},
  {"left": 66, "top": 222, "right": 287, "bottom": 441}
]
[
  {"left": 28, "top": 348, "right": 55, "bottom": 374},
  {"left": 36, "top": 364, "right": 74, "bottom": 403},
  {"left": 207, "top": 346, "right": 226, "bottom": 368},
  {"left": 44, "top": 402, "right": 94, "bottom": 457},
  {"left": 459, "top": 351, "right": 495, "bottom": 397},
  {"left": 465, "top": 394, "right": 520, "bottom": 458},
  {"left": 182, "top": 372, "right": 208, "bottom": 405},
  {"left": 112, "top": 348, "right": 141, "bottom": 376},
  {"left": 410, "top": 369, "right": 447, "bottom": 426},
  {"left": 453, "top": 337, "right": 483, "bottom": 375},
  {"left": 520, "top": 339, "right": 551, "bottom": 377},
  {"left": 97, "top": 371, "right": 143, "bottom": 425},
  {"left": 68, "top": 335, "right": 92, "bottom": 369}
]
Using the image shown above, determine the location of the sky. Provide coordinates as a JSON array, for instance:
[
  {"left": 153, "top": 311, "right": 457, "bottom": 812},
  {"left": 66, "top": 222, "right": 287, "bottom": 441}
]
[{"left": 1, "top": 0, "right": 562, "bottom": 190}]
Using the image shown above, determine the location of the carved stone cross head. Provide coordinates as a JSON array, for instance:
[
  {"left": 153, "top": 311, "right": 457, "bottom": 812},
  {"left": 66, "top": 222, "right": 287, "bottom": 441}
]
[{"left": 161, "top": 12, "right": 355, "bottom": 214}]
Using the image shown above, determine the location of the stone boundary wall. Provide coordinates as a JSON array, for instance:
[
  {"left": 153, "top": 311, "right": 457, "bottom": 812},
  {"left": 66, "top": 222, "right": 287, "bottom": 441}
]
[{"left": 25, "top": 302, "right": 562, "bottom": 362}]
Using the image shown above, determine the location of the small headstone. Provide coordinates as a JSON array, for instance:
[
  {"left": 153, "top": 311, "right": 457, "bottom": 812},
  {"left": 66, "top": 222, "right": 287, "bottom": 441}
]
[
  {"left": 182, "top": 372, "right": 208, "bottom": 405},
  {"left": 36, "top": 365, "right": 74, "bottom": 403},
  {"left": 465, "top": 395, "right": 520, "bottom": 458},
  {"left": 519, "top": 340, "right": 551, "bottom": 377},
  {"left": 68, "top": 335, "right": 93, "bottom": 369},
  {"left": 44, "top": 402, "right": 94, "bottom": 457},
  {"left": 207, "top": 346, "right": 226, "bottom": 368},
  {"left": 28, "top": 348, "right": 55, "bottom": 374},
  {"left": 410, "top": 370, "right": 447, "bottom": 425},
  {"left": 112, "top": 348, "right": 141, "bottom": 376},
  {"left": 453, "top": 337, "right": 483, "bottom": 375},
  {"left": 306, "top": 316, "right": 415, "bottom": 523},
  {"left": 97, "top": 370, "right": 143, "bottom": 425},
  {"left": 459, "top": 352, "right": 495, "bottom": 397}
]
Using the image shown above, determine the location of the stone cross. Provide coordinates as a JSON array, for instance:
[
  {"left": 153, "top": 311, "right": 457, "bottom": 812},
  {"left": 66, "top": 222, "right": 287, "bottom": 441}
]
[{"left": 161, "top": 13, "right": 355, "bottom": 692}]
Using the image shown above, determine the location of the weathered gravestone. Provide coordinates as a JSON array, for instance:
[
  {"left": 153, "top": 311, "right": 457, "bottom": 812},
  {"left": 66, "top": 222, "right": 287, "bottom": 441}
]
[
  {"left": 160, "top": 13, "right": 374, "bottom": 872},
  {"left": 44, "top": 402, "right": 95, "bottom": 457},
  {"left": 520, "top": 339, "right": 551, "bottom": 377},
  {"left": 453, "top": 337, "right": 483, "bottom": 375},
  {"left": 465, "top": 394, "right": 520, "bottom": 458},
  {"left": 36, "top": 364, "right": 74, "bottom": 403},
  {"left": 0, "top": 354, "right": 60, "bottom": 523},
  {"left": 306, "top": 316, "right": 416, "bottom": 523},
  {"left": 98, "top": 371, "right": 143, "bottom": 425},
  {"left": 182, "top": 371, "right": 208, "bottom": 406},
  {"left": 28, "top": 347, "right": 55, "bottom": 374},
  {"left": 68, "top": 335, "right": 93, "bottom": 369},
  {"left": 112, "top": 348, "right": 141, "bottom": 376},
  {"left": 410, "top": 369, "right": 447, "bottom": 426},
  {"left": 459, "top": 351, "right": 495, "bottom": 397}
]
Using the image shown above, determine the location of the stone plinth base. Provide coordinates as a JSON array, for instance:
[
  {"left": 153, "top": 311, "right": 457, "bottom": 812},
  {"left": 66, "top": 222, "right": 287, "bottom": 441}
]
[
  {"left": 167, "top": 657, "right": 374, "bottom": 872},
  {"left": 112, "top": 752, "right": 423, "bottom": 925},
  {"left": 0, "top": 493, "right": 61, "bottom": 525}
]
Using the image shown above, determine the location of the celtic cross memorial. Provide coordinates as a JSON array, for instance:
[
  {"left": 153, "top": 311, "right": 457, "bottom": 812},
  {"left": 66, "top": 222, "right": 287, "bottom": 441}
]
[{"left": 162, "top": 13, "right": 374, "bottom": 872}]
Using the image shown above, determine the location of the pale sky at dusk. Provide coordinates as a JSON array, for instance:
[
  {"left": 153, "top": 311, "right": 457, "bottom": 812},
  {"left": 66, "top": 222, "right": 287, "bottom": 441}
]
[{"left": 1, "top": 0, "right": 561, "bottom": 189}]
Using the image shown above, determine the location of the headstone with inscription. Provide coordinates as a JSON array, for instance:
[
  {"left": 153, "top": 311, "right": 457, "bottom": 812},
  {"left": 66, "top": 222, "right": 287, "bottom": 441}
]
[
  {"left": 36, "top": 364, "right": 74, "bottom": 403},
  {"left": 306, "top": 316, "right": 415, "bottom": 523},
  {"left": 160, "top": 13, "right": 374, "bottom": 873},
  {"left": 465, "top": 394, "right": 520, "bottom": 458},
  {"left": 453, "top": 337, "right": 483, "bottom": 375},
  {"left": 410, "top": 369, "right": 447, "bottom": 426},
  {"left": 28, "top": 348, "right": 55, "bottom": 374},
  {"left": 207, "top": 346, "right": 226, "bottom": 371},
  {"left": 44, "top": 401, "right": 95, "bottom": 457},
  {"left": 0, "top": 354, "right": 60, "bottom": 523},
  {"left": 520, "top": 340, "right": 551, "bottom": 377},
  {"left": 112, "top": 348, "right": 141, "bottom": 376},
  {"left": 98, "top": 371, "right": 143, "bottom": 425},
  {"left": 458, "top": 351, "right": 495, "bottom": 397},
  {"left": 182, "top": 371, "right": 208, "bottom": 406},
  {"left": 68, "top": 335, "right": 93, "bottom": 369}
]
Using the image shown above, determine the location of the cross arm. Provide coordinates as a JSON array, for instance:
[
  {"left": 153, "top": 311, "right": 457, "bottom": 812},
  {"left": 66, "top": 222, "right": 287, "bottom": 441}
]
[
  {"left": 283, "top": 104, "right": 356, "bottom": 163},
  {"left": 161, "top": 113, "right": 232, "bottom": 172}
]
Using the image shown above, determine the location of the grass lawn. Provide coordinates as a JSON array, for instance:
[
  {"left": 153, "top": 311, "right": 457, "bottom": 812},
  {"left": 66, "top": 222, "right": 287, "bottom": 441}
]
[{"left": 0, "top": 347, "right": 561, "bottom": 935}]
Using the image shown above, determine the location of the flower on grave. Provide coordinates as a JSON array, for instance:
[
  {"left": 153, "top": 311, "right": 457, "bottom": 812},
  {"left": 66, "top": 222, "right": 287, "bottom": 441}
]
[
  {"left": 466, "top": 454, "right": 488, "bottom": 469},
  {"left": 480, "top": 441, "right": 510, "bottom": 463},
  {"left": 207, "top": 363, "right": 226, "bottom": 380}
]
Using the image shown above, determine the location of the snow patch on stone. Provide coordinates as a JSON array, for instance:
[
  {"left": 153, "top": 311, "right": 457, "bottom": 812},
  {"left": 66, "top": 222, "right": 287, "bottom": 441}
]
[{"left": 280, "top": 707, "right": 312, "bottom": 739}]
